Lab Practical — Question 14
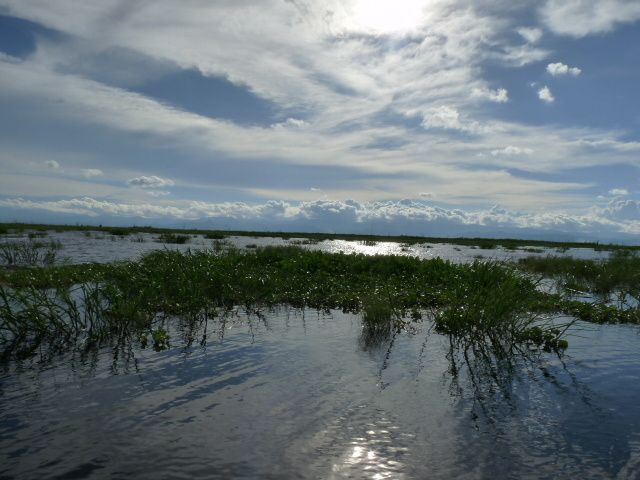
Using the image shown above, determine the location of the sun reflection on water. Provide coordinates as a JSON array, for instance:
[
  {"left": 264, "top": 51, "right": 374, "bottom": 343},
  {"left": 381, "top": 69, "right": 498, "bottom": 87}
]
[{"left": 328, "top": 415, "right": 411, "bottom": 479}]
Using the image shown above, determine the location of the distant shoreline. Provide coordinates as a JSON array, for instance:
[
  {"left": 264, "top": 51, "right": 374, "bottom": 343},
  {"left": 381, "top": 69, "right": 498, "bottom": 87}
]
[{"left": 1, "top": 222, "right": 638, "bottom": 251}]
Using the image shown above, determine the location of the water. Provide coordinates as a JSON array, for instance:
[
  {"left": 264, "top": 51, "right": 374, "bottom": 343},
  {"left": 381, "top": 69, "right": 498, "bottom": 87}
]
[
  {"left": 1, "top": 230, "right": 611, "bottom": 265},
  {"left": 2, "top": 309, "right": 640, "bottom": 479}
]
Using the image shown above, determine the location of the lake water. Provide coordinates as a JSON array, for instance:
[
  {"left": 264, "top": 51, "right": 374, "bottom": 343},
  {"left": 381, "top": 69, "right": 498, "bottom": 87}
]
[
  {"left": 1, "top": 230, "right": 611, "bottom": 265},
  {"left": 2, "top": 309, "right": 640, "bottom": 479},
  {"left": 1, "top": 231, "right": 636, "bottom": 478}
]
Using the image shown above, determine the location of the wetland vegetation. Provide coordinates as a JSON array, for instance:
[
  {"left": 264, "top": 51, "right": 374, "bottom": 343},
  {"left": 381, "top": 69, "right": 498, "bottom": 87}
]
[
  {"left": 0, "top": 243, "right": 631, "bottom": 361},
  {"left": 0, "top": 223, "right": 638, "bottom": 362}
]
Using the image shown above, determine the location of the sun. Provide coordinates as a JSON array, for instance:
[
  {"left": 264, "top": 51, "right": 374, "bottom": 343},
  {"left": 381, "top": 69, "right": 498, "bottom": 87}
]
[{"left": 351, "top": 0, "right": 427, "bottom": 34}]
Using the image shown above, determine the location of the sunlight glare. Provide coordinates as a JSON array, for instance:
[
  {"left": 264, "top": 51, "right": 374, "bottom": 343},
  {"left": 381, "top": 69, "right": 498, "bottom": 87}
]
[{"left": 352, "top": 0, "right": 427, "bottom": 34}]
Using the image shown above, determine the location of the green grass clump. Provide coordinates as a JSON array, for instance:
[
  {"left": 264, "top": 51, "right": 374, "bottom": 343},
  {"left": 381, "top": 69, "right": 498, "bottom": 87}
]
[
  {"left": 204, "top": 233, "right": 226, "bottom": 240},
  {"left": 107, "top": 228, "right": 131, "bottom": 236},
  {"left": 158, "top": 233, "right": 191, "bottom": 244},
  {"left": 0, "top": 240, "right": 61, "bottom": 266},
  {"left": 518, "top": 251, "right": 640, "bottom": 305}
]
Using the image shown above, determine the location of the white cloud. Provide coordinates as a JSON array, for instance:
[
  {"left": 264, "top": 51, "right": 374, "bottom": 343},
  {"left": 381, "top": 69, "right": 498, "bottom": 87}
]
[
  {"left": 538, "top": 86, "right": 555, "bottom": 103},
  {"left": 45, "top": 160, "right": 60, "bottom": 169},
  {"left": 541, "top": 0, "right": 640, "bottom": 37},
  {"left": 0, "top": 0, "right": 638, "bottom": 222},
  {"left": 420, "top": 106, "right": 481, "bottom": 133},
  {"left": 271, "top": 117, "right": 308, "bottom": 129},
  {"left": 82, "top": 168, "right": 103, "bottom": 178},
  {"left": 600, "top": 199, "right": 640, "bottom": 221},
  {"left": 1, "top": 196, "right": 638, "bottom": 240},
  {"left": 609, "top": 188, "right": 629, "bottom": 196},
  {"left": 127, "top": 175, "right": 175, "bottom": 189},
  {"left": 517, "top": 27, "right": 544, "bottom": 44},
  {"left": 490, "top": 146, "right": 534, "bottom": 156},
  {"left": 147, "top": 191, "right": 171, "bottom": 197},
  {"left": 471, "top": 87, "right": 509, "bottom": 103},
  {"left": 499, "top": 44, "right": 551, "bottom": 66},
  {"left": 547, "top": 62, "right": 582, "bottom": 76}
]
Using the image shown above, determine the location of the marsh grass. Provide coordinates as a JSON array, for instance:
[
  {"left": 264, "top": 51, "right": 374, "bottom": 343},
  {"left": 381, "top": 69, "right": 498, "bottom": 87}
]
[
  {"left": 158, "top": 233, "right": 191, "bottom": 244},
  {"left": 518, "top": 251, "right": 640, "bottom": 307},
  {"left": 0, "top": 240, "right": 62, "bottom": 266},
  {"left": 289, "top": 238, "right": 320, "bottom": 245},
  {"left": 360, "top": 240, "right": 378, "bottom": 246},
  {"left": 204, "top": 233, "right": 226, "bottom": 240},
  {"left": 0, "top": 246, "right": 623, "bottom": 359}
]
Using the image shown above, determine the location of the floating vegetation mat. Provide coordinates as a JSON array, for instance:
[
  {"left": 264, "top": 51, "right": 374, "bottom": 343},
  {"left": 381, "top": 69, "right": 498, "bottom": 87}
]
[{"left": 0, "top": 246, "right": 637, "bottom": 360}]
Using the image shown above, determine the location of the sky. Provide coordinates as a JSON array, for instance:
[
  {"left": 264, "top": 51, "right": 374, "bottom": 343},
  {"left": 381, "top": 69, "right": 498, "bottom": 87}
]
[{"left": 0, "top": 0, "right": 639, "bottom": 242}]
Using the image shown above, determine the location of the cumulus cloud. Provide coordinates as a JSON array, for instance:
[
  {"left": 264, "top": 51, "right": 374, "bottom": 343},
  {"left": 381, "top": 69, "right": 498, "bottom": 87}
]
[
  {"left": 45, "top": 160, "right": 60, "bottom": 169},
  {"left": 538, "top": 86, "right": 555, "bottom": 103},
  {"left": 490, "top": 146, "right": 534, "bottom": 156},
  {"left": 127, "top": 175, "right": 175, "bottom": 189},
  {"left": 517, "top": 27, "right": 544, "bottom": 44},
  {"left": 609, "top": 188, "right": 629, "bottom": 196},
  {"left": 420, "top": 106, "right": 480, "bottom": 133},
  {"left": 547, "top": 62, "right": 582, "bottom": 76},
  {"left": 600, "top": 199, "right": 640, "bottom": 221},
  {"left": 1, "top": 196, "right": 638, "bottom": 241},
  {"left": 471, "top": 87, "right": 509, "bottom": 103},
  {"left": 82, "top": 168, "right": 103, "bottom": 178},
  {"left": 541, "top": 0, "right": 640, "bottom": 37}
]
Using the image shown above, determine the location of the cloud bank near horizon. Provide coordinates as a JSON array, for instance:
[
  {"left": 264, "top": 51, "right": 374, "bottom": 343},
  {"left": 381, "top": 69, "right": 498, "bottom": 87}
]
[{"left": 1, "top": 196, "right": 637, "bottom": 243}]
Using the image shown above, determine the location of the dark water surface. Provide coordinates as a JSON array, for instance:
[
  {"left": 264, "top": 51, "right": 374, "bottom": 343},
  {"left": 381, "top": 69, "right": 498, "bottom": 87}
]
[{"left": 2, "top": 309, "right": 640, "bottom": 479}]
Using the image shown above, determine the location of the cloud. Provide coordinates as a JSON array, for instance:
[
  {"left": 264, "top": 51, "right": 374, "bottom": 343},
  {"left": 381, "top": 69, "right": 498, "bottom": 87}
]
[
  {"left": 538, "top": 86, "right": 555, "bottom": 103},
  {"left": 600, "top": 199, "right": 640, "bottom": 221},
  {"left": 471, "top": 87, "right": 509, "bottom": 103},
  {"left": 147, "top": 191, "right": 171, "bottom": 197},
  {"left": 420, "top": 106, "right": 480, "bottom": 132},
  {"left": 547, "top": 62, "right": 582, "bottom": 76},
  {"left": 490, "top": 146, "right": 534, "bottom": 156},
  {"left": 1, "top": 196, "right": 638, "bottom": 241},
  {"left": 609, "top": 188, "right": 629, "bottom": 196},
  {"left": 82, "top": 168, "right": 103, "bottom": 178},
  {"left": 499, "top": 44, "right": 551, "bottom": 66},
  {"left": 517, "top": 27, "right": 544, "bottom": 44},
  {"left": 541, "top": 0, "right": 640, "bottom": 37},
  {"left": 45, "top": 160, "right": 60, "bottom": 169},
  {"left": 0, "top": 0, "right": 638, "bottom": 224},
  {"left": 271, "top": 118, "right": 308, "bottom": 129},
  {"left": 127, "top": 175, "right": 175, "bottom": 189}
]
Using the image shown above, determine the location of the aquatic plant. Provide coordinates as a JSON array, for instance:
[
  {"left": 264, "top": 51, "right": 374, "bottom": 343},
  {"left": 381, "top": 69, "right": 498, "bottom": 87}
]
[
  {"left": 205, "top": 233, "right": 226, "bottom": 240},
  {"left": 158, "top": 233, "right": 191, "bottom": 244},
  {"left": 517, "top": 251, "right": 640, "bottom": 307},
  {"left": 0, "top": 246, "right": 584, "bottom": 359},
  {"left": 0, "top": 240, "right": 61, "bottom": 266}
]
